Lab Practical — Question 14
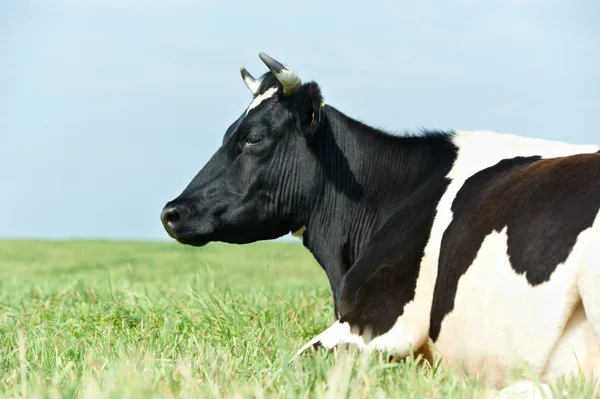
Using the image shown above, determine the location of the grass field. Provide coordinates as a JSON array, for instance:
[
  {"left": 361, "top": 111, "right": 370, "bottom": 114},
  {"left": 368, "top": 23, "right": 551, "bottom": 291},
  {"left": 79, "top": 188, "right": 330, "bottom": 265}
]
[{"left": 1, "top": 240, "right": 597, "bottom": 398}]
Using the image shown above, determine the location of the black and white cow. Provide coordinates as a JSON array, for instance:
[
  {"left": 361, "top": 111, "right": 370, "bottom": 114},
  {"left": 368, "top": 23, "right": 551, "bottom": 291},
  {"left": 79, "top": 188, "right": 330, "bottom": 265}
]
[{"left": 161, "top": 53, "right": 600, "bottom": 392}]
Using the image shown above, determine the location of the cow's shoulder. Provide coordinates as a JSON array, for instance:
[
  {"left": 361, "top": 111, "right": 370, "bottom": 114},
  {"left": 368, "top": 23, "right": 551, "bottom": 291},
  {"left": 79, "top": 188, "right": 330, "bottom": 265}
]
[{"left": 337, "top": 169, "right": 453, "bottom": 336}]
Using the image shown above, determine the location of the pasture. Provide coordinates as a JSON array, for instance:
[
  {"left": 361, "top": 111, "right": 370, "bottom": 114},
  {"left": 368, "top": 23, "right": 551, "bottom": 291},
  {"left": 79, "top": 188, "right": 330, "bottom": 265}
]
[{"left": 0, "top": 240, "right": 596, "bottom": 398}]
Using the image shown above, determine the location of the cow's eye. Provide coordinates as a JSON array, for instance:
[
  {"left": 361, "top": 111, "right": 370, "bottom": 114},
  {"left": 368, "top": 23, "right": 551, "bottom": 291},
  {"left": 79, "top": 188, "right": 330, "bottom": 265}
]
[{"left": 245, "top": 134, "right": 264, "bottom": 146}]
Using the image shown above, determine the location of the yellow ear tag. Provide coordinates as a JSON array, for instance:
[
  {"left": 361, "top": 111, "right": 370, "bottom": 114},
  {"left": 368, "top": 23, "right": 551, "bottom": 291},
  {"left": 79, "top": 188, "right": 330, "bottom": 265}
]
[
  {"left": 311, "top": 103, "right": 325, "bottom": 125},
  {"left": 292, "top": 226, "right": 306, "bottom": 238}
]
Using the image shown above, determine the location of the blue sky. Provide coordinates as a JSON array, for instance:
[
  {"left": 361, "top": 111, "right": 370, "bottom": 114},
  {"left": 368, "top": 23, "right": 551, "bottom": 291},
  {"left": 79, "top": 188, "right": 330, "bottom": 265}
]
[{"left": 1, "top": 0, "right": 598, "bottom": 241}]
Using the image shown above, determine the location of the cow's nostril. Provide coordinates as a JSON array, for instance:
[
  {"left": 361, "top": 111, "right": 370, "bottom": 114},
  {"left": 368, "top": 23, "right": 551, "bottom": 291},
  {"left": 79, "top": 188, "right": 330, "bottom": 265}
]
[
  {"left": 161, "top": 205, "right": 184, "bottom": 238},
  {"left": 165, "top": 209, "right": 181, "bottom": 224}
]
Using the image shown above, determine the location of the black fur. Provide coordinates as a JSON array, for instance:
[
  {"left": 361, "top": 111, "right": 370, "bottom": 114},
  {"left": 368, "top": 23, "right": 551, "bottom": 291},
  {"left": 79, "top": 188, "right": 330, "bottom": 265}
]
[{"left": 162, "top": 71, "right": 458, "bottom": 337}]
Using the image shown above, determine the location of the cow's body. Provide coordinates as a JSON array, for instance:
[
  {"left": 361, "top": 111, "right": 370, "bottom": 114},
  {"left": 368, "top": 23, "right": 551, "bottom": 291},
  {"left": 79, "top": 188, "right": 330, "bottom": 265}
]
[
  {"left": 298, "top": 130, "right": 600, "bottom": 388},
  {"left": 161, "top": 53, "right": 600, "bottom": 392}
]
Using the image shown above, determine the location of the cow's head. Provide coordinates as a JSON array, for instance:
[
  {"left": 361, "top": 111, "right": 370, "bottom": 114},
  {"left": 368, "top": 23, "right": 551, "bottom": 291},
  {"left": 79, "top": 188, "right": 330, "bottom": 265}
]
[{"left": 160, "top": 53, "right": 325, "bottom": 246}]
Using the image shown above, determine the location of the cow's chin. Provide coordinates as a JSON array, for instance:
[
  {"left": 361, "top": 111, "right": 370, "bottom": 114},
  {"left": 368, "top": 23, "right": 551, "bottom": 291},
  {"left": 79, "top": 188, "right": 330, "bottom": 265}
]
[{"left": 174, "top": 235, "right": 210, "bottom": 247}]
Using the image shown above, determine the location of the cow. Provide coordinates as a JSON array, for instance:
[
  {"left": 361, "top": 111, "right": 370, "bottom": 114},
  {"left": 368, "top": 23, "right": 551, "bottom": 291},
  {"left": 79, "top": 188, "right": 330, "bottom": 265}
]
[{"left": 160, "top": 53, "right": 600, "bottom": 395}]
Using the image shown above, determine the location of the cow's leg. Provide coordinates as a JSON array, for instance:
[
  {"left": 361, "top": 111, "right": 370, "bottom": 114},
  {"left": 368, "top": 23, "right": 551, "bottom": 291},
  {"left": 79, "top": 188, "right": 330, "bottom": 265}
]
[
  {"left": 297, "top": 257, "right": 433, "bottom": 359},
  {"left": 296, "top": 186, "right": 442, "bottom": 360},
  {"left": 296, "top": 320, "right": 366, "bottom": 355}
]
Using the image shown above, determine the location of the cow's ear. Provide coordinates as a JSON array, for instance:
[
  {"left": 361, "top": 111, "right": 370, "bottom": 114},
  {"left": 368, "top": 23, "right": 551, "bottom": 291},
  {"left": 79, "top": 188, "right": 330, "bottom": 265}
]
[{"left": 292, "top": 82, "right": 324, "bottom": 135}]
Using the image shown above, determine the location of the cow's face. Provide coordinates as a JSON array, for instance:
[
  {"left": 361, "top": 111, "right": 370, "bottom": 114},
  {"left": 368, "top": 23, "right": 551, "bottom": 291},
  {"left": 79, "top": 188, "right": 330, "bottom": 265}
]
[{"left": 161, "top": 53, "right": 324, "bottom": 246}]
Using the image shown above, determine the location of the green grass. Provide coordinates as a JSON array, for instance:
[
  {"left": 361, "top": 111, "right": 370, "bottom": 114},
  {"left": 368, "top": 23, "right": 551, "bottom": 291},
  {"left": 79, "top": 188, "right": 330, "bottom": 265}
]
[{"left": 0, "top": 240, "right": 597, "bottom": 398}]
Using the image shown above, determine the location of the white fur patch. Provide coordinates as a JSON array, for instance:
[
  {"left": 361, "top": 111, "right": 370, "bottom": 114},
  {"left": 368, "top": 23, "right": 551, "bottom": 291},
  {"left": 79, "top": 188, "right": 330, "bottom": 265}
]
[
  {"left": 413, "top": 131, "right": 599, "bottom": 343},
  {"left": 433, "top": 226, "right": 598, "bottom": 385},
  {"left": 417, "top": 131, "right": 599, "bottom": 385},
  {"left": 297, "top": 321, "right": 364, "bottom": 355},
  {"left": 246, "top": 87, "right": 278, "bottom": 115},
  {"left": 296, "top": 316, "right": 425, "bottom": 356}
]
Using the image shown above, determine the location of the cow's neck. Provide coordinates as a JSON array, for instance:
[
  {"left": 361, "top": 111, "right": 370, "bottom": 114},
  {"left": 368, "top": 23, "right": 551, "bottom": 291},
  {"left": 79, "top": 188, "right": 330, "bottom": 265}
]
[{"left": 301, "top": 105, "right": 457, "bottom": 316}]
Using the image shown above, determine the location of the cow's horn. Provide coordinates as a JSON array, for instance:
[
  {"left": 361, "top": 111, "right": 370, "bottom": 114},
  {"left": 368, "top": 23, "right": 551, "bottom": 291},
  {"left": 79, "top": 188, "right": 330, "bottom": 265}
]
[
  {"left": 240, "top": 67, "right": 261, "bottom": 95},
  {"left": 258, "top": 52, "right": 302, "bottom": 95}
]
